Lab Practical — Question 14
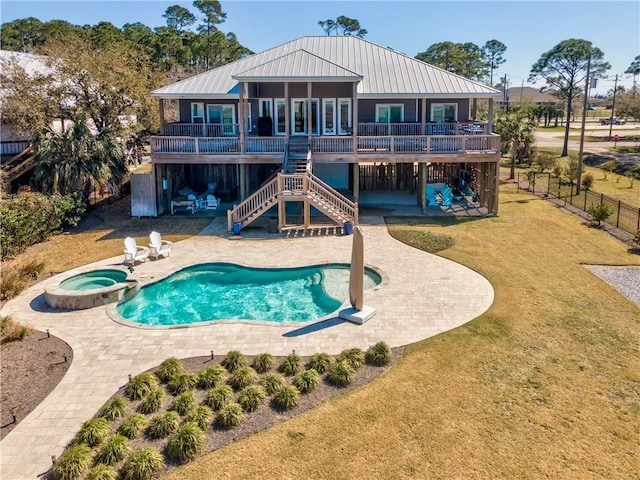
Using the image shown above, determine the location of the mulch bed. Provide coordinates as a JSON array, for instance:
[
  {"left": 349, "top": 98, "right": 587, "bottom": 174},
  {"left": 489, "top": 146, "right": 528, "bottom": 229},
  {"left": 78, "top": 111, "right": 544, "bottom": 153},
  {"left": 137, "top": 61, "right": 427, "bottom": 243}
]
[{"left": 1, "top": 330, "right": 73, "bottom": 439}]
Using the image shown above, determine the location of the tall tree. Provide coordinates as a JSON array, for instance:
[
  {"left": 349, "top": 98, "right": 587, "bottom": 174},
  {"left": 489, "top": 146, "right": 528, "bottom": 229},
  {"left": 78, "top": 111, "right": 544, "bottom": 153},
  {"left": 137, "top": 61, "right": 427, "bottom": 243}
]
[
  {"left": 482, "top": 39, "right": 507, "bottom": 86},
  {"left": 193, "top": 0, "right": 227, "bottom": 70},
  {"left": 494, "top": 111, "right": 537, "bottom": 179},
  {"left": 625, "top": 55, "right": 640, "bottom": 91},
  {"left": 416, "top": 41, "right": 487, "bottom": 81},
  {"left": 529, "top": 39, "right": 609, "bottom": 156},
  {"left": 32, "top": 116, "right": 126, "bottom": 198},
  {"left": 163, "top": 5, "right": 196, "bottom": 34},
  {"left": 318, "top": 16, "right": 367, "bottom": 37},
  {"left": 0, "top": 17, "right": 46, "bottom": 52}
]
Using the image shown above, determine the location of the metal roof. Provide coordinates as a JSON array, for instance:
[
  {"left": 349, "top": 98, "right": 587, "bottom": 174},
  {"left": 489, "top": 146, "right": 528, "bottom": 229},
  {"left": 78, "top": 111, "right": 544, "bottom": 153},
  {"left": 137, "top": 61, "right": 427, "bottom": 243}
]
[{"left": 153, "top": 36, "right": 499, "bottom": 98}]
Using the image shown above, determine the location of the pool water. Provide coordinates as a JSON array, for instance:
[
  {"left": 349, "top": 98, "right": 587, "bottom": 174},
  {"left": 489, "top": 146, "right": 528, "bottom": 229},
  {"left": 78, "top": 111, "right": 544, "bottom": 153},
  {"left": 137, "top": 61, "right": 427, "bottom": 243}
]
[
  {"left": 59, "top": 269, "right": 128, "bottom": 291},
  {"left": 116, "top": 263, "right": 381, "bottom": 325}
]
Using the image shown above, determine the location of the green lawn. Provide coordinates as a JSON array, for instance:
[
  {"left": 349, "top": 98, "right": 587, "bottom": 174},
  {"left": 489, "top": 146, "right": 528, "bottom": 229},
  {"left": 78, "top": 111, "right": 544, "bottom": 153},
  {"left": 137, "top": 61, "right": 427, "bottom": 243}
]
[{"left": 166, "top": 184, "right": 639, "bottom": 479}]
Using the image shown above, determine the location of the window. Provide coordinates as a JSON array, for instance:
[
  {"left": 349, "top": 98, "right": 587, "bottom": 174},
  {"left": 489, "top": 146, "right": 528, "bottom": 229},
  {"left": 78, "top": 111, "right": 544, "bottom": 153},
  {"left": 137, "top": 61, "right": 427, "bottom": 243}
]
[
  {"left": 275, "top": 99, "right": 286, "bottom": 135},
  {"left": 207, "top": 104, "right": 235, "bottom": 135},
  {"left": 338, "top": 98, "right": 351, "bottom": 135},
  {"left": 323, "top": 99, "right": 336, "bottom": 135},
  {"left": 191, "top": 102, "right": 204, "bottom": 124},
  {"left": 431, "top": 103, "right": 458, "bottom": 123},
  {"left": 376, "top": 104, "right": 404, "bottom": 123}
]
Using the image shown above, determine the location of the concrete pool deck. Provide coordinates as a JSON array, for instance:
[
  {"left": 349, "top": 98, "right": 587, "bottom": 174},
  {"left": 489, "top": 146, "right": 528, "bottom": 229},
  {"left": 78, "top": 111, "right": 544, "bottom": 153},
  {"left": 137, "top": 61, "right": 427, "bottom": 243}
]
[{"left": 0, "top": 216, "right": 494, "bottom": 479}]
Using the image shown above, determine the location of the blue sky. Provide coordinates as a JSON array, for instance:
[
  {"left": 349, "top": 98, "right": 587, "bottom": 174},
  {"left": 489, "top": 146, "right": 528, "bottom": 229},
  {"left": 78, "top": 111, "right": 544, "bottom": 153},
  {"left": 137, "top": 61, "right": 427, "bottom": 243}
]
[{"left": 1, "top": 0, "right": 638, "bottom": 94}]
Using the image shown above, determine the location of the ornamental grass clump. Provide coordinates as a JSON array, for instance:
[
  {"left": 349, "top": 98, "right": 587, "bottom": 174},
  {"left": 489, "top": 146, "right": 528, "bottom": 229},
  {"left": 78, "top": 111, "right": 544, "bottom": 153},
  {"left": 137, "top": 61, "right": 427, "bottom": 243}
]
[
  {"left": 126, "top": 373, "right": 158, "bottom": 401},
  {"left": 121, "top": 446, "right": 163, "bottom": 480},
  {"left": 203, "top": 384, "right": 233, "bottom": 410},
  {"left": 117, "top": 413, "right": 146, "bottom": 439},
  {"left": 169, "top": 390, "right": 196, "bottom": 416},
  {"left": 166, "top": 421, "right": 206, "bottom": 462},
  {"left": 155, "top": 357, "right": 185, "bottom": 384},
  {"left": 167, "top": 372, "right": 196, "bottom": 394},
  {"left": 293, "top": 369, "right": 320, "bottom": 394},
  {"left": 365, "top": 341, "right": 392, "bottom": 366},
  {"left": 72, "top": 418, "right": 110, "bottom": 447},
  {"left": 307, "top": 352, "right": 333, "bottom": 374},
  {"left": 52, "top": 443, "right": 92, "bottom": 480},
  {"left": 228, "top": 366, "right": 258, "bottom": 390},
  {"left": 187, "top": 405, "right": 214, "bottom": 430},
  {"left": 272, "top": 385, "right": 300, "bottom": 410},
  {"left": 328, "top": 360, "right": 355, "bottom": 387},
  {"left": 337, "top": 348, "right": 365, "bottom": 369},
  {"left": 238, "top": 385, "right": 267, "bottom": 412},
  {"left": 279, "top": 353, "right": 303, "bottom": 376},
  {"left": 138, "top": 388, "right": 164, "bottom": 414},
  {"left": 251, "top": 353, "right": 275, "bottom": 373},
  {"left": 260, "top": 373, "right": 286, "bottom": 395},
  {"left": 196, "top": 365, "right": 226, "bottom": 389},
  {"left": 95, "top": 434, "right": 130, "bottom": 465},
  {"left": 85, "top": 463, "right": 117, "bottom": 480},
  {"left": 221, "top": 350, "right": 247, "bottom": 372},
  {"left": 101, "top": 397, "right": 129, "bottom": 421},
  {"left": 146, "top": 411, "right": 180, "bottom": 439},
  {"left": 216, "top": 403, "right": 245, "bottom": 428}
]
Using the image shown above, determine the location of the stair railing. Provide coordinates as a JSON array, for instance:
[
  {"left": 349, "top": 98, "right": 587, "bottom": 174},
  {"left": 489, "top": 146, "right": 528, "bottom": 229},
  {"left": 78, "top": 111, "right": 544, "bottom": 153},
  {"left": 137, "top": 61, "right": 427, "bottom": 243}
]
[
  {"left": 307, "top": 173, "right": 357, "bottom": 224},
  {"left": 227, "top": 175, "right": 279, "bottom": 230}
]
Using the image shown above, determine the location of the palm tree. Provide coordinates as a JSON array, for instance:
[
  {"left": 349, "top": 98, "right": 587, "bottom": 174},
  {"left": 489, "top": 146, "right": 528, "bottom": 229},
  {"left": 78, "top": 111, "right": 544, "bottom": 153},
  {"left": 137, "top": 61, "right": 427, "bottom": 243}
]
[{"left": 32, "top": 116, "right": 126, "bottom": 199}]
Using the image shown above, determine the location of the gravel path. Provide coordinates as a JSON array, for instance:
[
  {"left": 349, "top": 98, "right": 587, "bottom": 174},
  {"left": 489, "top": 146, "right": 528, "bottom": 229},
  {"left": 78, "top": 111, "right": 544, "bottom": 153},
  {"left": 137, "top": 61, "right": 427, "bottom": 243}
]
[{"left": 584, "top": 265, "right": 640, "bottom": 308}]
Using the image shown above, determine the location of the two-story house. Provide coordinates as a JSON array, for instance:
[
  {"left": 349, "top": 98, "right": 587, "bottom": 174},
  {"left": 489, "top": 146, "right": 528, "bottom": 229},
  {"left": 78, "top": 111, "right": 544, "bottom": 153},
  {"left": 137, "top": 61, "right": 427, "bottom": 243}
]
[{"left": 149, "top": 36, "right": 501, "bottom": 231}]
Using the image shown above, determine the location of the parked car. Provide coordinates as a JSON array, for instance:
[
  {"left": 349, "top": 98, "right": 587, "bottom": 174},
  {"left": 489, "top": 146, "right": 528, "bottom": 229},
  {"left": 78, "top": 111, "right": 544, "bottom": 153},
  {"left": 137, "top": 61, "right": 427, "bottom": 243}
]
[{"left": 600, "top": 116, "right": 626, "bottom": 125}]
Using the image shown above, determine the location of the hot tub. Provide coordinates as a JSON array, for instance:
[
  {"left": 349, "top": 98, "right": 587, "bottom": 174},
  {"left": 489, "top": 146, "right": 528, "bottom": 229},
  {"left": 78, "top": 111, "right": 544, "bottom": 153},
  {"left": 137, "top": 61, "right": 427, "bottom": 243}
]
[{"left": 45, "top": 269, "right": 139, "bottom": 310}]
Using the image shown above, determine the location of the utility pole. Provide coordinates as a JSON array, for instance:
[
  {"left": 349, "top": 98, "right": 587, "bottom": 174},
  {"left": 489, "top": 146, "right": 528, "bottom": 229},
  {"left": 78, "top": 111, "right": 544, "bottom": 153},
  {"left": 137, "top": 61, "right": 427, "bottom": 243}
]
[
  {"left": 608, "top": 74, "right": 619, "bottom": 139},
  {"left": 577, "top": 54, "right": 591, "bottom": 195}
]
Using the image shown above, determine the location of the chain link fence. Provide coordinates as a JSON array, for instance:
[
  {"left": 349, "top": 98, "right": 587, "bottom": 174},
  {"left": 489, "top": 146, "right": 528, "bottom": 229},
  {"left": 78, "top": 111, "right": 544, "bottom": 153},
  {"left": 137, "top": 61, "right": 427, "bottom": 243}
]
[{"left": 516, "top": 172, "right": 640, "bottom": 236}]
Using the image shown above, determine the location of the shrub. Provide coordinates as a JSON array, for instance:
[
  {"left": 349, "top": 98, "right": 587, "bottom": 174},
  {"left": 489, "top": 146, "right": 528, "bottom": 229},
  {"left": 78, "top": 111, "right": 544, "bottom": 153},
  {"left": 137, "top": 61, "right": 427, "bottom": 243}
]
[
  {"left": 221, "top": 350, "right": 247, "bottom": 372},
  {"left": 0, "top": 265, "right": 30, "bottom": 302},
  {"left": 260, "top": 372, "right": 286, "bottom": 395},
  {"left": 203, "top": 384, "right": 234, "bottom": 410},
  {"left": 166, "top": 422, "right": 206, "bottom": 462},
  {"left": 307, "top": 353, "right": 333, "bottom": 374},
  {"left": 0, "top": 315, "right": 32, "bottom": 344},
  {"left": 365, "top": 341, "right": 392, "bottom": 366},
  {"left": 52, "top": 443, "right": 92, "bottom": 480},
  {"left": 85, "top": 464, "right": 117, "bottom": 480},
  {"left": 391, "top": 229, "right": 454, "bottom": 254},
  {"left": 146, "top": 411, "right": 180, "bottom": 439},
  {"left": 534, "top": 153, "right": 557, "bottom": 173},
  {"left": 552, "top": 163, "right": 563, "bottom": 178},
  {"left": 138, "top": 389, "right": 164, "bottom": 414},
  {"left": 101, "top": 397, "right": 129, "bottom": 420},
  {"left": 155, "top": 357, "right": 185, "bottom": 383},
  {"left": 601, "top": 159, "right": 617, "bottom": 179},
  {"left": 627, "top": 170, "right": 635, "bottom": 187},
  {"left": 279, "top": 353, "right": 303, "bottom": 376},
  {"left": 126, "top": 372, "right": 158, "bottom": 400},
  {"left": 167, "top": 372, "right": 196, "bottom": 394},
  {"left": 72, "top": 418, "right": 110, "bottom": 447},
  {"left": 196, "top": 365, "right": 226, "bottom": 389},
  {"left": 228, "top": 366, "right": 258, "bottom": 390},
  {"left": 238, "top": 385, "right": 267, "bottom": 412},
  {"left": 117, "top": 413, "right": 146, "bottom": 439},
  {"left": 272, "top": 385, "right": 300, "bottom": 410},
  {"left": 121, "top": 446, "right": 163, "bottom": 480},
  {"left": 18, "top": 258, "right": 45, "bottom": 279},
  {"left": 1, "top": 192, "right": 85, "bottom": 260},
  {"left": 95, "top": 434, "right": 130, "bottom": 465},
  {"left": 187, "top": 405, "right": 213, "bottom": 430},
  {"left": 328, "top": 360, "right": 355, "bottom": 387},
  {"left": 293, "top": 369, "right": 320, "bottom": 394},
  {"left": 581, "top": 172, "right": 594, "bottom": 191},
  {"left": 169, "top": 391, "right": 196, "bottom": 416},
  {"left": 587, "top": 202, "right": 613, "bottom": 227},
  {"left": 337, "top": 348, "right": 365, "bottom": 369},
  {"left": 252, "top": 353, "right": 275, "bottom": 373},
  {"left": 216, "top": 403, "right": 245, "bottom": 428}
]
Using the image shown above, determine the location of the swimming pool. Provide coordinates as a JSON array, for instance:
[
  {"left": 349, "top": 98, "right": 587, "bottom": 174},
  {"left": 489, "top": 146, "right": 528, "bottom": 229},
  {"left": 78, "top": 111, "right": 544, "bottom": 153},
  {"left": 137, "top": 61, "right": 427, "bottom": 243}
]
[{"left": 115, "top": 263, "right": 382, "bottom": 326}]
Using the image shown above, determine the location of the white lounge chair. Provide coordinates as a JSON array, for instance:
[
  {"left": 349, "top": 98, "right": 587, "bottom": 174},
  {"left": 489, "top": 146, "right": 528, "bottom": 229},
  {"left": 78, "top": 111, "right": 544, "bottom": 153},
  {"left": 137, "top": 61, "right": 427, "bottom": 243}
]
[
  {"left": 149, "top": 231, "right": 172, "bottom": 258},
  {"left": 205, "top": 194, "right": 218, "bottom": 210},
  {"left": 124, "top": 237, "right": 149, "bottom": 265}
]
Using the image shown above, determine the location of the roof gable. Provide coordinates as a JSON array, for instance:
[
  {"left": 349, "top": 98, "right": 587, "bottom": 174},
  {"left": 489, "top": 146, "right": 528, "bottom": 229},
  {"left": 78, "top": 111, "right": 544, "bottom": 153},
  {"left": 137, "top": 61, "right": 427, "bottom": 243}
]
[{"left": 153, "top": 36, "right": 499, "bottom": 98}]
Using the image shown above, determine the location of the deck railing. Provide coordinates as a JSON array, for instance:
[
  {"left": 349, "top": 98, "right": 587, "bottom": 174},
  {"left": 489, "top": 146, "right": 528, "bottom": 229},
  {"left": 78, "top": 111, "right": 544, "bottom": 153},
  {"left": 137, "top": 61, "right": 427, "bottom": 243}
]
[
  {"left": 163, "top": 123, "right": 239, "bottom": 137},
  {"left": 151, "top": 133, "right": 499, "bottom": 155},
  {"left": 358, "top": 122, "right": 488, "bottom": 136}
]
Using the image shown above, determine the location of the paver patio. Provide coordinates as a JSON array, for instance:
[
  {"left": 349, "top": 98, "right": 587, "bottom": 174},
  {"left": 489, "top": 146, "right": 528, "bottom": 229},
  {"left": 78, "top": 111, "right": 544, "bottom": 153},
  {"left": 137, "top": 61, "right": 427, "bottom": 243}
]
[{"left": 0, "top": 217, "right": 494, "bottom": 479}]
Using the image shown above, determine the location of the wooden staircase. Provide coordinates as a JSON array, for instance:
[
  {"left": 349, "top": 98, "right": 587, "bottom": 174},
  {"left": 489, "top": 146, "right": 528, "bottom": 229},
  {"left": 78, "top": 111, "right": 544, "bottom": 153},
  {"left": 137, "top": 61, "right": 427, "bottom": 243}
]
[
  {"left": 1, "top": 146, "right": 36, "bottom": 193},
  {"left": 283, "top": 137, "right": 311, "bottom": 174}
]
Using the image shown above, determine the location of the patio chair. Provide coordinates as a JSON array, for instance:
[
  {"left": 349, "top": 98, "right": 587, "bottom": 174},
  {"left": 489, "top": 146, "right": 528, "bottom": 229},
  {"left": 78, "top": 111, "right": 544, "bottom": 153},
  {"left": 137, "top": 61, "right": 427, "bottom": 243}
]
[
  {"left": 426, "top": 184, "right": 439, "bottom": 206},
  {"left": 187, "top": 194, "right": 197, "bottom": 214},
  {"left": 205, "top": 194, "right": 219, "bottom": 210},
  {"left": 124, "top": 237, "right": 149, "bottom": 265},
  {"left": 440, "top": 186, "right": 454, "bottom": 207},
  {"left": 149, "top": 231, "right": 172, "bottom": 258}
]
